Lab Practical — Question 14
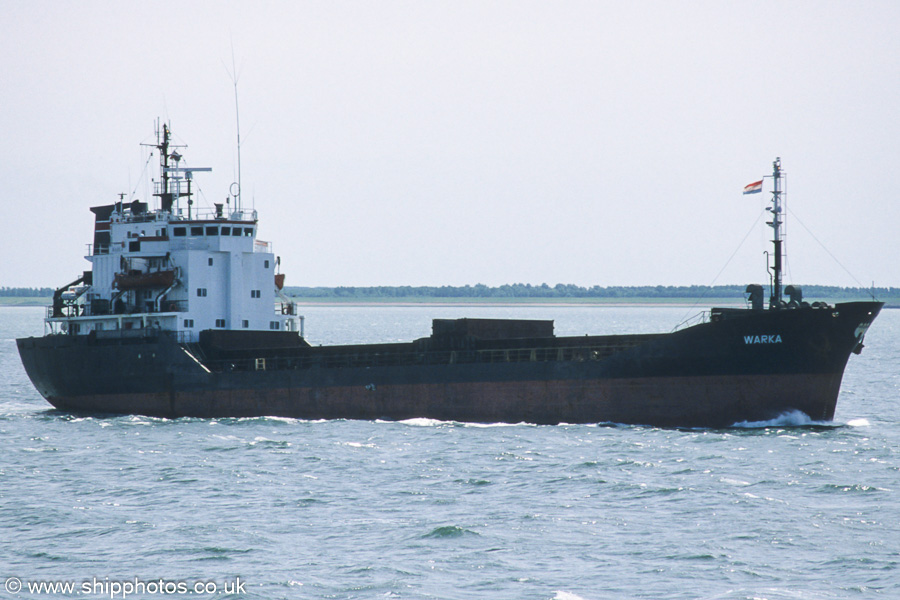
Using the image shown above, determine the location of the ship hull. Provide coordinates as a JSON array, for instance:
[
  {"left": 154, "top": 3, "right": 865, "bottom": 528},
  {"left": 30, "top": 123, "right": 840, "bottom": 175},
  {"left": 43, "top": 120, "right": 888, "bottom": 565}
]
[{"left": 17, "top": 302, "right": 882, "bottom": 428}]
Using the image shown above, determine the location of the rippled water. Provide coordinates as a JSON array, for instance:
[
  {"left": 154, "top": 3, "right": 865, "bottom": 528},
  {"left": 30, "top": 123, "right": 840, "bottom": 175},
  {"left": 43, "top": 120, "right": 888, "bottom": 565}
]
[{"left": 2, "top": 305, "right": 899, "bottom": 599}]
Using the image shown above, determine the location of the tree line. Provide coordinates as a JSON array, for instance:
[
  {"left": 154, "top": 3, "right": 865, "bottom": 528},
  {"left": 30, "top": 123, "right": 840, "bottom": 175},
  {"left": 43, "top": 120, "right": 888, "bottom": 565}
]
[
  {"left": 283, "top": 284, "right": 897, "bottom": 299},
  {"left": 3, "top": 284, "right": 894, "bottom": 300},
  {"left": 0, "top": 287, "right": 54, "bottom": 297}
]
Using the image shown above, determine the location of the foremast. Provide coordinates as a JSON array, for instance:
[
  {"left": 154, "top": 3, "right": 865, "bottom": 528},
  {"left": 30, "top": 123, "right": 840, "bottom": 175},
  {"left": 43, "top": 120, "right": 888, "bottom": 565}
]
[{"left": 767, "top": 157, "right": 784, "bottom": 309}]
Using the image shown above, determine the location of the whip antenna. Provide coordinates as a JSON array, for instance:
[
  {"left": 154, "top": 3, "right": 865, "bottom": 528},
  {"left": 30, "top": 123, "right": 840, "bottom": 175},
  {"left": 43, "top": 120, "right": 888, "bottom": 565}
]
[{"left": 226, "top": 44, "right": 242, "bottom": 212}]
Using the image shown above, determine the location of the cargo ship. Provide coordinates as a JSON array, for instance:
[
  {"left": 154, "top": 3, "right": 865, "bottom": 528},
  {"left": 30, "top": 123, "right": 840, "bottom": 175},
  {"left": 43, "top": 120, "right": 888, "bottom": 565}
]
[{"left": 16, "top": 126, "right": 882, "bottom": 427}]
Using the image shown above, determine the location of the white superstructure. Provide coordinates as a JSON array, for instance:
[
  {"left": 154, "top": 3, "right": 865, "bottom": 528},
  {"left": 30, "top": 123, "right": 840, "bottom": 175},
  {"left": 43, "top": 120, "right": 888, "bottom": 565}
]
[{"left": 47, "top": 123, "right": 301, "bottom": 342}]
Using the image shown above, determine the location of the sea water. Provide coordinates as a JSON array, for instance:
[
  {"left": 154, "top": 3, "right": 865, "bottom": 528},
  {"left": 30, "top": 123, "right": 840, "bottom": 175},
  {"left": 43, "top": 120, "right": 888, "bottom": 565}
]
[{"left": 1, "top": 305, "right": 898, "bottom": 600}]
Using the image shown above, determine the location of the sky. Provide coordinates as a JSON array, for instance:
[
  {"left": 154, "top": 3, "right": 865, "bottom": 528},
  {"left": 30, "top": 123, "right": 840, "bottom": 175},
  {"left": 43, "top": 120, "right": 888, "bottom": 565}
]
[{"left": 2, "top": 1, "right": 898, "bottom": 289}]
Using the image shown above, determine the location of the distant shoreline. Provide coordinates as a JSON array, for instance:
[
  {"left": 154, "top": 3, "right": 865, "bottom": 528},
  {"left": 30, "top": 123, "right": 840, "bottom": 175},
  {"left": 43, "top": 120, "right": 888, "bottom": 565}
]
[
  {"left": 288, "top": 297, "right": 747, "bottom": 307},
  {"left": 0, "top": 298, "right": 48, "bottom": 307},
  {"left": 7, "top": 296, "right": 894, "bottom": 308},
  {"left": 0, "top": 296, "right": 744, "bottom": 308}
]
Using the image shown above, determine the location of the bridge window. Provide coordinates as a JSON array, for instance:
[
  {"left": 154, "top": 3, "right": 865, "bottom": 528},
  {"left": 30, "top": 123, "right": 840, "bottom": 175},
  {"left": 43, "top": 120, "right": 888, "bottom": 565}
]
[
  {"left": 191, "top": 226, "right": 203, "bottom": 236},
  {"left": 205, "top": 226, "right": 218, "bottom": 236},
  {"left": 196, "top": 288, "right": 207, "bottom": 297},
  {"left": 184, "top": 319, "right": 194, "bottom": 328},
  {"left": 215, "top": 319, "right": 226, "bottom": 328},
  {"left": 173, "top": 227, "right": 186, "bottom": 237}
]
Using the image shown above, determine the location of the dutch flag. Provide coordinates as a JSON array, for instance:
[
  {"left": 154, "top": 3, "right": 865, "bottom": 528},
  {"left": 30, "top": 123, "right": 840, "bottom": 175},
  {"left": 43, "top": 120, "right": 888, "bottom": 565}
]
[{"left": 743, "top": 179, "right": 763, "bottom": 195}]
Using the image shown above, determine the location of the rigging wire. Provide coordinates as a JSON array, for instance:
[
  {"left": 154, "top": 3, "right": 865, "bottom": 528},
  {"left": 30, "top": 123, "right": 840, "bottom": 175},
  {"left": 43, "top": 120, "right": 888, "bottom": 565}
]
[
  {"left": 786, "top": 205, "right": 872, "bottom": 294},
  {"left": 781, "top": 175, "right": 792, "bottom": 287},
  {"left": 130, "top": 150, "right": 156, "bottom": 201},
  {"left": 672, "top": 209, "right": 766, "bottom": 331}
]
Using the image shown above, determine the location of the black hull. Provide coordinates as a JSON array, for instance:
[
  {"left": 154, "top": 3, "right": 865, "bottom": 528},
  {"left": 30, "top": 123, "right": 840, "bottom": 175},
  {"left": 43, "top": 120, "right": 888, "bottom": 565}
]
[{"left": 17, "top": 302, "right": 882, "bottom": 428}]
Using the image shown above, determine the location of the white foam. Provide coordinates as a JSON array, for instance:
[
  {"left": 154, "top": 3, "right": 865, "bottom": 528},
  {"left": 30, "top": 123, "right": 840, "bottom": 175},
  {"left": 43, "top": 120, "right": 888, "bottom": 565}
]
[
  {"left": 463, "top": 421, "right": 532, "bottom": 428},
  {"left": 847, "top": 418, "right": 870, "bottom": 427},
  {"left": 732, "top": 409, "right": 822, "bottom": 428},
  {"left": 553, "top": 592, "right": 590, "bottom": 600},
  {"left": 343, "top": 441, "right": 376, "bottom": 448},
  {"left": 721, "top": 478, "right": 752, "bottom": 486},
  {"left": 395, "top": 418, "right": 448, "bottom": 427},
  {"left": 383, "top": 418, "right": 534, "bottom": 428},
  {"left": 263, "top": 416, "right": 302, "bottom": 424}
]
